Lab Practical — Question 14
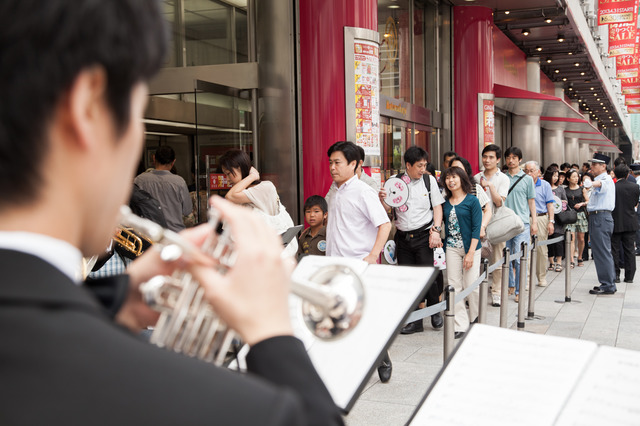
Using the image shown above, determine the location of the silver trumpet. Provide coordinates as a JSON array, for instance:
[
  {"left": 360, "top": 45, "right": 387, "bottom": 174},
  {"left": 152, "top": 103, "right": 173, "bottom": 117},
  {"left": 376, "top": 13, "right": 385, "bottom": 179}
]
[{"left": 119, "top": 206, "right": 364, "bottom": 365}]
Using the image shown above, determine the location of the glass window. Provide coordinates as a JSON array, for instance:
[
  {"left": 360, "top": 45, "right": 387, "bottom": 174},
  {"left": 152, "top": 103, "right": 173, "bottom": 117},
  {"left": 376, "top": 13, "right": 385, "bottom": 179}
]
[{"left": 378, "top": 0, "right": 411, "bottom": 102}]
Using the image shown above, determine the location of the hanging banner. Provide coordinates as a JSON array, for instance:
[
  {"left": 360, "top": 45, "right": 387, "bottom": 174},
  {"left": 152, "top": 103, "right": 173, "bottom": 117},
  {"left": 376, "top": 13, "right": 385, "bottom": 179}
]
[
  {"left": 625, "top": 93, "right": 640, "bottom": 105},
  {"left": 615, "top": 39, "right": 639, "bottom": 78},
  {"left": 622, "top": 77, "right": 640, "bottom": 94},
  {"left": 482, "top": 99, "right": 495, "bottom": 146},
  {"left": 627, "top": 105, "right": 640, "bottom": 113},
  {"left": 609, "top": 22, "right": 637, "bottom": 56},
  {"left": 598, "top": 0, "right": 637, "bottom": 25}
]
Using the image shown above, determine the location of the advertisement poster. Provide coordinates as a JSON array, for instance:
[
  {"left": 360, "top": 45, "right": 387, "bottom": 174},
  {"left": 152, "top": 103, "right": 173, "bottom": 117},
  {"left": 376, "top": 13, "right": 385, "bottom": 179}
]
[
  {"left": 616, "top": 46, "right": 639, "bottom": 78},
  {"left": 482, "top": 99, "right": 495, "bottom": 146},
  {"left": 609, "top": 23, "right": 637, "bottom": 56},
  {"left": 209, "top": 173, "right": 231, "bottom": 190},
  {"left": 622, "top": 77, "right": 640, "bottom": 94},
  {"left": 625, "top": 93, "right": 640, "bottom": 105},
  {"left": 598, "top": 0, "right": 637, "bottom": 25},
  {"left": 354, "top": 40, "right": 380, "bottom": 157}
]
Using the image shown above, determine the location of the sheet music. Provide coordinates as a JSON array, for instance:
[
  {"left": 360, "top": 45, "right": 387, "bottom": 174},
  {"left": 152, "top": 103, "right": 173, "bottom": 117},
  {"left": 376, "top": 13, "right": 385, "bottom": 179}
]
[
  {"left": 556, "top": 346, "right": 640, "bottom": 425},
  {"left": 410, "top": 324, "right": 598, "bottom": 426},
  {"left": 291, "top": 256, "right": 436, "bottom": 411}
]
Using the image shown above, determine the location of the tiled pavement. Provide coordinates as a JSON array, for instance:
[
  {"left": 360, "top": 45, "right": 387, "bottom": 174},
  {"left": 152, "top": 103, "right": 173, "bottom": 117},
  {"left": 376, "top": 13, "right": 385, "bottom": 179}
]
[{"left": 343, "top": 256, "right": 640, "bottom": 425}]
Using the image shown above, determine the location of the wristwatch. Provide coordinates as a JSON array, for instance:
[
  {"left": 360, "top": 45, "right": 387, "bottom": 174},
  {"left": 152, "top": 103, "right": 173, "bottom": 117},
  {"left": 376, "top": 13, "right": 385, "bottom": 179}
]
[
  {"left": 432, "top": 225, "right": 442, "bottom": 232},
  {"left": 550, "top": 220, "right": 555, "bottom": 224}
]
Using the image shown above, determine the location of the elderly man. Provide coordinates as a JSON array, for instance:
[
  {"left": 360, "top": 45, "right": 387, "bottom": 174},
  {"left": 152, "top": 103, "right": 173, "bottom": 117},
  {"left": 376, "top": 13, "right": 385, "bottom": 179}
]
[{"left": 524, "top": 161, "right": 555, "bottom": 287}]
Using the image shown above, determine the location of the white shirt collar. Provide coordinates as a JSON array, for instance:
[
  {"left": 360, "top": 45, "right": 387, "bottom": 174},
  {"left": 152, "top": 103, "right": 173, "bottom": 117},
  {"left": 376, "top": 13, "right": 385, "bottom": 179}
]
[
  {"left": 0, "top": 232, "right": 84, "bottom": 283},
  {"left": 337, "top": 174, "right": 358, "bottom": 190}
]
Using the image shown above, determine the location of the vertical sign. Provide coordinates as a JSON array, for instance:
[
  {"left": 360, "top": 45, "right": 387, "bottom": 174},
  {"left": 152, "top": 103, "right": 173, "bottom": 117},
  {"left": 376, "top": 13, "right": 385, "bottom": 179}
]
[
  {"left": 482, "top": 99, "right": 495, "bottom": 145},
  {"left": 598, "top": 0, "right": 637, "bottom": 25},
  {"left": 609, "top": 22, "right": 637, "bottom": 57},
  {"left": 354, "top": 41, "right": 380, "bottom": 157},
  {"left": 345, "top": 27, "right": 381, "bottom": 165}
]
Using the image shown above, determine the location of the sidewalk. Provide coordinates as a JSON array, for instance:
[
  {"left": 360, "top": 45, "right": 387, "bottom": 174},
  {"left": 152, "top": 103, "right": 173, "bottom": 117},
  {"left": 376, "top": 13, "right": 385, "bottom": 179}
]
[{"left": 344, "top": 256, "right": 640, "bottom": 425}]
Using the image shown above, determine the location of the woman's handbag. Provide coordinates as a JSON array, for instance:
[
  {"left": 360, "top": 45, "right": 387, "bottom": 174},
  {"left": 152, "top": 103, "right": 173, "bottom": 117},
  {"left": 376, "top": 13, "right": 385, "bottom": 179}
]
[
  {"left": 556, "top": 207, "right": 578, "bottom": 225},
  {"left": 485, "top": 205, "right": 525, "bottom": 244}
]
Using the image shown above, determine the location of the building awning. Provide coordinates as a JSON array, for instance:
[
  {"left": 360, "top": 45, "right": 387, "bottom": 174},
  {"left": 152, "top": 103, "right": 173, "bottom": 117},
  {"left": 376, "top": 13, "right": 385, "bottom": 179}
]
[{"left": 494, "top": 84, "right": 583, "bottom": 119}]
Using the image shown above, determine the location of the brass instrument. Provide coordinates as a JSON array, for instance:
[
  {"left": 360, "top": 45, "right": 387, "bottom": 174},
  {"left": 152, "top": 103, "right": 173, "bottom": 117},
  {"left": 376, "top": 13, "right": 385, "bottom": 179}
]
[
  {"left": 114, "top": 227, "right": 153, "bottom": 258},
  {"left": 119, "top": 205, "right": 364, "bottom": 365}
]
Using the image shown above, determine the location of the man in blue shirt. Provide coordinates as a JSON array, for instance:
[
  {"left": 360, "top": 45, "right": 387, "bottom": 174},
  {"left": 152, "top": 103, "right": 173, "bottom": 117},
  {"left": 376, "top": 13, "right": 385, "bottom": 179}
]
[
  {"left": 587, "top": 153, "right": 617, "bottom": 295},
  {"left": 524, "top": 161, "right": 555, "bottom": 288}
]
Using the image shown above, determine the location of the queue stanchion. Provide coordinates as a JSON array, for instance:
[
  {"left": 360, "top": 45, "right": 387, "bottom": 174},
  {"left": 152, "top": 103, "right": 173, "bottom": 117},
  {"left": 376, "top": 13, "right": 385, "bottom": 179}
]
[
  {"left": 443, "top": 285, "right": 455, "bottom": 362},
  {"left": 500, "top": 247, "right": 510, "bottom": 328},
  {"left": 517, "top": 241, "right": 528, "bottom": 330},
  {"left": 564, "top": 229, "right": 572, "bottom": 302},
  {"left": 478, "top": 259, "right": 489, "bottom": 324},
  {"left": 528, "top": 235, "right": 538, "bottom": 319}
]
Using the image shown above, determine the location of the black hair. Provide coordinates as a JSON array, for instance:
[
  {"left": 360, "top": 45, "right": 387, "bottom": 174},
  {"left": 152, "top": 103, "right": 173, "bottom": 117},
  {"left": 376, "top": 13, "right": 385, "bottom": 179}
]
[
  {"left": 450, "top": 156, "right": 473, "bottom": 180},
  {"left": 548, "top": 163, "right": 559, "bottom": 170},
  {"left": 571, "top": 164, "right": 580, "bottom": 170},
  {"left": 614, "top": 164, "right": 630, "bottom": 179},
  {"left": 219, "top": 149, "right": 255, "bottom": 181},
  {"left": 582, "top": 162, "right": 590, "bottom": 169},
  {"left": 441, "top": 167, "right": 472, "bottom": 198},
  {"left": 0, "top": 0, "right": 167, "bottom": 208},
  {"left": 560, "top": 162, "right": 571, "bottom": 170},
  {"left": 356, "top": 145, "right": 365, "bottom": 163},
  {"left": 614, "top": 156, "right": 627, "bottom": 167},
  {"left": 443, "top": 151, "right": 457, "bottom": 160},
  {"left": 481, "top": 144, "right": 502, "bottom": 159},
  {"left": 404, "top": 146, "right": 429, "bottom": 166},
  {"left": 327, "top": 141, "right": 360, "bottom": 173},
  {"left": 154, "top": 146, "right": 176, "bottom": 165},
  {"left": 565, "top": 169, "right": 580, "bottom": 184},
  {"left": 426, "top": 163, "right": 437, "bottom": 177},
  {"left": 504, "top": 146, "right": 523, "bottom": 160},
  {"left": 543, "top": 168, "right": 558, "bottom": 186},
  {"left": 303, "top": 195, "right": 328, "bottom": 214}
]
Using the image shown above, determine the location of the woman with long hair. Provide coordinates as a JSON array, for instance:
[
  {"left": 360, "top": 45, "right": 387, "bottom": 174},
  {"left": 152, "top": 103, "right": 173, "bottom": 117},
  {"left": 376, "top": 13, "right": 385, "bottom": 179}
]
[
  {"left": 450, "top": 156, "right": 491, "bottom": 238},
  {"left": 543, "top": 168, "right": 568, "bottom": 271},
  {"left": 441, "top": 167, "right": 482, "bottom": 339},
  {"left": 565, "top": 169, "right": 589, "bottom": 266},
  {"left": 219, "top": 149, "right": 297, "bottom": 255}
]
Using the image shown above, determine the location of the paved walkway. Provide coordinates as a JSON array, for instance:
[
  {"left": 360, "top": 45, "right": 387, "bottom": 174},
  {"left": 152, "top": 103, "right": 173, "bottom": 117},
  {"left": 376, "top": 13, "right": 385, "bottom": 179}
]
[{"left": 344, "top": 256, "right": 640, "bottom": 425}]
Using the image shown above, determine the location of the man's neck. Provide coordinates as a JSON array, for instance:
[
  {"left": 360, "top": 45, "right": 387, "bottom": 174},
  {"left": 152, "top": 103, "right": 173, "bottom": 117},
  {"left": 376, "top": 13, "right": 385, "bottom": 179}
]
[
  {"left": 335, "top": 174, "right": 355, "bottom": 188},
  {"left": 155, "top": 164, "right": 172, "bottom": 171},
  {"left": 508, "top": 167, "right": 521, "bottom": 176},
  {"left": 483, "top": 167, "right": 497, "bottom": 178}
]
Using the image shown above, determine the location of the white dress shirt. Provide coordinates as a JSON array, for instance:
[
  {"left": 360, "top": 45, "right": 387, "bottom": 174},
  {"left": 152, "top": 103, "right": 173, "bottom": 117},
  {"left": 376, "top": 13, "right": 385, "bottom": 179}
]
[
  {"left": 0, "top": 232, "right": 84, "bottom": 283},
  {"left": 394, "top": 174, "right": 445, "bottom": 232},
  {"left": 326, "top": 175, "right": 390, "bottom": 259},
  {"left": 474, "top": 169, "right": 510, "bottom": 213}
]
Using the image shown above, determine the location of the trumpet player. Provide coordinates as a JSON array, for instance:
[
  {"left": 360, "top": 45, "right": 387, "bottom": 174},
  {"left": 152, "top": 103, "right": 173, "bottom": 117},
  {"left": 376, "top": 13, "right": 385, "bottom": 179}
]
[{"left": 0, "top": 1, "right": 342, "bottom": 425}]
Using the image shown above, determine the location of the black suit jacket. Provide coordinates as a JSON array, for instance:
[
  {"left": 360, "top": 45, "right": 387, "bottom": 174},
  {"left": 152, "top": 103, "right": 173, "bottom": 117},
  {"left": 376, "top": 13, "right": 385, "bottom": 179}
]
[
  {"left": 0, "top": 250, "right": 343, "bottom": 425},
  {"left": 612, "top": 179, "right": 640, "bottom": 233}
]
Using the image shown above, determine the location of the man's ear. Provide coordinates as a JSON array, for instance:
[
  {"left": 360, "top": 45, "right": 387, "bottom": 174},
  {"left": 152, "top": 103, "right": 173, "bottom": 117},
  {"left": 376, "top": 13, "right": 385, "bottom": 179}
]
[{"left": 66, "top": 66, "right": 109, "bottom": 151}]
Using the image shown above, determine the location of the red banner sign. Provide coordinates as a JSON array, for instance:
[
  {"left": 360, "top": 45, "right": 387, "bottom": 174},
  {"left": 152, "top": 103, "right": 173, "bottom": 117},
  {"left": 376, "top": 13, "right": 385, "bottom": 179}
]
[
  {"left": 209, "top": 173, "right": 232, "bottom": 190},
  {"left": 627, "top": 106, "right": 640, "bottom": 113},
  {"left": 482, "top": 99, "right": 495, "bottom": 146},
  {"left": 622, "top": 77, "right": 640, "bottom": 94},
  {"left": 616, "top": 40, "right": 639, "bottom": 77},
  {"left": 598, "top": 0, "right": 637, "bottom": 25},
  {"left": 609, "top": 22, "right": 637, "bottom": 56}
]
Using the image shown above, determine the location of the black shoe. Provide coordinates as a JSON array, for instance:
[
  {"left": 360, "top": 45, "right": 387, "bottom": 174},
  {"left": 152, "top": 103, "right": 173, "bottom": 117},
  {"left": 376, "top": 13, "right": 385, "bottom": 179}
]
[
  {"left": 377, "top": 359, "right": 392, "bottom": 383},
  {"left": 400, "top": 321, "right": 424, "bottom": 335},
  {"left": 454, "top": 331, "right": 466, "bottom": 339},
  {"left": 615, "top": 277, "right": 621, "bottom": 283},
  {"left": 624, "top": 278, "right": 634, "bottom": 283},
  {"left": 431, "top": 313, "right": 443, "bottom": 329},
  {"left": 589, "top": 288, "right": 616, "bottom": 295}
]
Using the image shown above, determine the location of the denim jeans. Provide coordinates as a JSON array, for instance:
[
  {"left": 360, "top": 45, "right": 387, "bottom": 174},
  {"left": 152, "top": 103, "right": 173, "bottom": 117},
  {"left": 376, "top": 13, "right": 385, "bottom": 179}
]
[{"left": 506, "top": 224, "right": 530, "bottom": 295}]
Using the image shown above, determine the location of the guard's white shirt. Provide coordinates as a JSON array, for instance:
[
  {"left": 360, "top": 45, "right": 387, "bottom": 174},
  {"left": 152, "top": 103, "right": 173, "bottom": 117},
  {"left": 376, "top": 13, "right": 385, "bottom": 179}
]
[
  {"left": 0, "top": 232, "right": 83, "bottom": 283},
  {"left": 474, "top": 169, "right": 510, "bottom": 213},
  {"left": 326, "top": 175, "right": 390, "bottom": 259},
  {"left": 394, "top": 174, "right": 445, "bottom": 232}
]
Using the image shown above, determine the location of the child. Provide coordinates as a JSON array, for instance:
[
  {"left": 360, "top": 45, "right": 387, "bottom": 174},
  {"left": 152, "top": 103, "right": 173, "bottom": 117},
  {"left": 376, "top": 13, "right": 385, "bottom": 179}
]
[{"left": 297, "top": 195, "right": 328, "bottom": 260}]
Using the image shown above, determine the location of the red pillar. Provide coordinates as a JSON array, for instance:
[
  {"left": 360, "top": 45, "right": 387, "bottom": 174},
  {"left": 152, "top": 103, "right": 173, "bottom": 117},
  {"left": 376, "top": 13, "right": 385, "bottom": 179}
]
[
  {"left": 453, "top": 6, "right": 493, "bottom": 173},
  {"left": 298, "top": 1, "right": 377, "bottom": 201}
]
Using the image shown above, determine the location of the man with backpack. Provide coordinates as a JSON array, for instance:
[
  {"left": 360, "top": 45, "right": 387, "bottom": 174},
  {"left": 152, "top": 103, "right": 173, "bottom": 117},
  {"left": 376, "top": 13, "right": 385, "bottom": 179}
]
[{"left": 379, "top": 146, "right": 445, "bottom": 334}]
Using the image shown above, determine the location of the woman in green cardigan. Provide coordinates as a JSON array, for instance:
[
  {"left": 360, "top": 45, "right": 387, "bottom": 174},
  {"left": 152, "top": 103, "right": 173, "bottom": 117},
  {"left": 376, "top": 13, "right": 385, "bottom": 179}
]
[{"left": 442, "top": 167, "right": 483, "bottom": 339}]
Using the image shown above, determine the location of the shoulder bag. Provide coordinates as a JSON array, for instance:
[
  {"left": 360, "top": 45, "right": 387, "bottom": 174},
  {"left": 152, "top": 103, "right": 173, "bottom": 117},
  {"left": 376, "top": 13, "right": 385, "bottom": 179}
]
[{"left": 485, "top": 174, "right": 526, "bottom": 244}]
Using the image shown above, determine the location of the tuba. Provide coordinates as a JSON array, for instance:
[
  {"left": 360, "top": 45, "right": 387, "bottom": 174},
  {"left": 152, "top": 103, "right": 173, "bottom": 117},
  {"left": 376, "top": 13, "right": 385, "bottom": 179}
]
[{"left": 119, "top": 206, "right": 364, "bottom": 365}]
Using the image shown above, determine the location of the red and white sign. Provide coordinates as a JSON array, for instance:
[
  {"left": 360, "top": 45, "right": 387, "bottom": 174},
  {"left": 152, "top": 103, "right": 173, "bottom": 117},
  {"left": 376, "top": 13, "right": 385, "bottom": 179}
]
[
  {"left": 622, "top": 77, "right": 640, "bottom": 94},
  {"left": 209, "top": 173, "right": 231, "bottom": 190},
  {"left": 616, "top": 43, "right": 639, "bottom": 78},
  {"left": 610, "top": 23, "right": 638, "bottom": 56},
  {"left": 482, "top": 99, "right": 495, "bottom": 146},
  {"left": 353, "top": 41, "right": 380, "bottom": 157},
  {"left": 598, "top": 0, "right": 637, "bottom": 25}
]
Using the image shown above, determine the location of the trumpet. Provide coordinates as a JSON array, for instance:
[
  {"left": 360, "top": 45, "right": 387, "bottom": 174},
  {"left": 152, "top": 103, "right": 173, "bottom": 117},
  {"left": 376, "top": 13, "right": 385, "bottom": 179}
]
[
  {"left": 114, "top": 227, "right": 153, "bottom": 258},
  {"left": 119, "top": 205, "right": 364, "bottom": 365}
]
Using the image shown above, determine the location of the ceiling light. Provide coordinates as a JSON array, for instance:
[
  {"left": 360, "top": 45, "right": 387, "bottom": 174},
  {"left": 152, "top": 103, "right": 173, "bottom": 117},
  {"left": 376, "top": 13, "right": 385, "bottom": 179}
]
[
  {"left": 536, "top": 46, "right": 543, "bottom": 51},
  {"left": 505, "top": 10, "right": 510, "bottom": 14},
  {"left": 545, "top": 18, "right": 553, "bottom": 24},
  {"left": 569, "top": 87, "right": 573, "bottom": 90},
  {"left": 555, "top": 69, "right": 560, "bottom": 73},
  {"left": 581, "top": 72, "right": 585, "bottom": 76},
  {"left": 574, "top": 62, "right": 580, "bottom": 66},
  {"left": 563, "top": 78, "right": 567, "bottom": 81},
  {"left": 590, "top": 87, "right": 595, "bottom": 90},
  {"left": 568, "top": 52, "right": 573, "bottom": 55},
  {"left": 597, "top": 98, "right": 600, "bottom": 101},
  {"left": 600, "top": 103, "right": 604, "bottom": 105},
  {"left": 388, "top": 4, "right": 400, "bottom": 8},
  {"left": 546, "top": 57, "right": 553, "bottom": 63},
  {"left": 557, "top": 34, "right": 565, "bottom": 42},
  {"left": 522, "top": 29, "right": 531, "bottom": 36},
  {"left": 594, "top": 93, "right": 598, "bottom": 96}
]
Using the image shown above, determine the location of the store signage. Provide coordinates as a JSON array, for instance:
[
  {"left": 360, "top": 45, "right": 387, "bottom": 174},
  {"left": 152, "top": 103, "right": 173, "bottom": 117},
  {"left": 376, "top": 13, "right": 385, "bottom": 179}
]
[
  {"left": 609, "top": 23, "right": 637, "bottom": 56},
  {"left": 627, "top": 105, "right": 640, "bottom": 113},
  {"left": 353, "top": 40, "right": 380, "bottom": 157},
  {"left": 209, "top": 173, "right": 231, "bottom": 190},
  {"left": 621, "top": 76, "right": 640, "bottom": 94},
  {"left": 598, "top": 0, "right": 637, "bottom": 25},
  {"left": 482, "top": 99, "right": 495, "bottom": 146},
  {"left": 615, "top": 44, "right": 639, "bottom": 78},
  {"left": 625, "top": 93, "right": 640, "bottom": 105}
]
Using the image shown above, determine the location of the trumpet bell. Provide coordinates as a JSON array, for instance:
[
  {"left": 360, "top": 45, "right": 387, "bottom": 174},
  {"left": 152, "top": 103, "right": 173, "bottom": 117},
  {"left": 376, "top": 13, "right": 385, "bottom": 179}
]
[{"left": 302, "top": 265, "right": 364, "bottom": 340}]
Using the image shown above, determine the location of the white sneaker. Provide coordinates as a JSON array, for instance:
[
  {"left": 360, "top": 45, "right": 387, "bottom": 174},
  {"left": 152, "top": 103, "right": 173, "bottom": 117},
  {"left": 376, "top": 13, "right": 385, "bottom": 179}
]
[{"left": 491, "top": 294, "right": 501, "bottom": 307}]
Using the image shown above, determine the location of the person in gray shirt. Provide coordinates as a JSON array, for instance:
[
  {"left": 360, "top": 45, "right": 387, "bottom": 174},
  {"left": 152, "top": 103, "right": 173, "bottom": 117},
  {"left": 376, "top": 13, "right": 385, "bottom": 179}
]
[{"left": 134, "top": 146, "right": 192, "bottom": 232}]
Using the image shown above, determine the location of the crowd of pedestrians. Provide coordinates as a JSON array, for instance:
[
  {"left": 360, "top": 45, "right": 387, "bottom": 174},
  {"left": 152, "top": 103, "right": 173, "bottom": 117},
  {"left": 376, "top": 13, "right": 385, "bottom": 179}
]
[{"left": 293, "top": 140, "right": 640, "bottom": 384}]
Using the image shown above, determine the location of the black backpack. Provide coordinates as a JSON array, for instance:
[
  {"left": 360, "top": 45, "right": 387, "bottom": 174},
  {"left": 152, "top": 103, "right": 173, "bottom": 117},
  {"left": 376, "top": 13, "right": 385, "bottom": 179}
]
[{"left": 129, "top": 184, "right": 168, "bottom": 228}]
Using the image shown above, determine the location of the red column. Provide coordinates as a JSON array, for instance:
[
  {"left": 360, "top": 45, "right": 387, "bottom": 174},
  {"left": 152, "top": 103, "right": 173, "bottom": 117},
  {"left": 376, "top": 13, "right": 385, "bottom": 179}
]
[
  {"left": 453, "top": 6, "right": 493, "bottom": 173},
  {"left": 298, "top": 0, "right": 377, "bottom": 201}
]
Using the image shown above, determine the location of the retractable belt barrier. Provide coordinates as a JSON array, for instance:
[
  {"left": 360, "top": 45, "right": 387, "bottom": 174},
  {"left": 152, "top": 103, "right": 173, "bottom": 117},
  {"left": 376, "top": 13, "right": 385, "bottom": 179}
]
[{"left": 400, "top": 231, "right": 574, "bottom": 361}]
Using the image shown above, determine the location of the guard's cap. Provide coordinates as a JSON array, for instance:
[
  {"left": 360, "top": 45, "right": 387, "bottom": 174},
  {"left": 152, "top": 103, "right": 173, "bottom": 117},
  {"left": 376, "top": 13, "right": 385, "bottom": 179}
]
[
  {"left": 630, "top": 163, "right": 640, "bottom": 172},
  {"left": 588, "top": 153, "right": 610, "bottom": 165}
]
